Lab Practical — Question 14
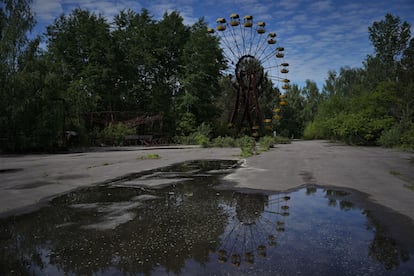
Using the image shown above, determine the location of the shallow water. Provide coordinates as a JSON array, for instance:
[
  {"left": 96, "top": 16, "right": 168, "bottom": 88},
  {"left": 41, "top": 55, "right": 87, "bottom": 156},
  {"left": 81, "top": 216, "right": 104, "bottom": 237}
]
[{"left": 1, "top": 160, "right": 413, "bottom": 275}]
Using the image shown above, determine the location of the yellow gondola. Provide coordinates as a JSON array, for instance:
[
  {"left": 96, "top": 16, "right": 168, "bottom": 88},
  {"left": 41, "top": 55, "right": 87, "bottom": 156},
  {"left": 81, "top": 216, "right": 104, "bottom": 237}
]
[
  {"left": 273, "top": 108, "right": 281, "bottom": 113},
  {"left": 280, "top": 68, "right": 289, "bottom": 74},
  {"left": 267, "top": 32, "right": 276, "bottom": 44},
  {"left": 230, "top": 13, "right": 240, "bottom": 26},
  {"left": 282, "top": 79, "right": 290, "bottom": 83},
  {"left": 277, "top": 47, "right": 284, "bottom": 51},
  {"left": 276, "top": 52, "right": 284, "bottom": 58},
  {"left": 273, "top": 115, "right": 281, "bottom": 120},
  {"left": 257, "top": 21, "right": 265, "bottom": 34},
  {"left": 264, "top": 118, "right": 272, "bottom": 123},
  {"left": 279, "top": 101, "right": 287, "bottom": 106},
  {"left": 282, "top": 84, "right": 290, "bottom": 89},
  {"left": 216, "top": 18, "right": 226, "bottom": 31},
  {"left": 244, "top": 15, "right": 253, "bottom": 27},
  {"left": 268, "top": 38, "right": 276, "bottom": 44},
  {"left": 252, "top": 125, "right": 260, "bottom": 130},
  {"left": 281, "top": 62, "right": 289, "bottom": 67},
  {"left": 207, "top": 27, "right": 215, "bottom": 34},
  {"left": 279, "top": 94, "right": 287, "bottom": 98}
]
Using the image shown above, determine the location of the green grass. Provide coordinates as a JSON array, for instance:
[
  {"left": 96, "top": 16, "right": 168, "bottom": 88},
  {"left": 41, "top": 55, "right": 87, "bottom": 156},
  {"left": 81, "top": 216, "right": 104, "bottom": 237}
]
[
  {"left": 138, "top": 153, "right": 160, "bottom": 160},
  {"left": 390, "top": 170, "right": 414, "bottom": 191}
]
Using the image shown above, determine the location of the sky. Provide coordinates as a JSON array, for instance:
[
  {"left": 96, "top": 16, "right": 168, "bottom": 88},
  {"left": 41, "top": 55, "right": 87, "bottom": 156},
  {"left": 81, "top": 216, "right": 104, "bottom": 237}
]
[{"left": 30, "top": 0, "right": 414, "bottom": 89}]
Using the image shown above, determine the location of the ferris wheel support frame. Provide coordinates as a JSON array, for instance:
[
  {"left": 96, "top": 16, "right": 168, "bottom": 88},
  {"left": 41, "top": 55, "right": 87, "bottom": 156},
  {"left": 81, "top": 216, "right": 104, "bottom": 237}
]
[{"left": 208, "top": 14, "right": 290, "bottom": 137}]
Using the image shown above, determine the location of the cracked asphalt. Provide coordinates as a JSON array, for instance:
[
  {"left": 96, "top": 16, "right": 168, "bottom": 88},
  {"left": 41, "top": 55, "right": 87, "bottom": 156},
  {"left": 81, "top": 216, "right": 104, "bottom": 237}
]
[{"left": 1, "top": 140, "right": 414, "bottom": 221}]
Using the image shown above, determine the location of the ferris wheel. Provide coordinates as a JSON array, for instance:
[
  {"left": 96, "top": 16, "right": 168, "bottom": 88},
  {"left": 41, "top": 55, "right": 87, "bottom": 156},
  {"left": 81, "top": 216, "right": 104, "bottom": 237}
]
[{"left": 208, "top": 14, "right": 289, "bottom": 136}]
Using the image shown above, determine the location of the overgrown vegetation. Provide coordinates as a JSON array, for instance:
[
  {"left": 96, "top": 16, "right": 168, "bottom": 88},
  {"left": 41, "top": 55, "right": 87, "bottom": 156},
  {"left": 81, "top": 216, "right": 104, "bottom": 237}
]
[
  {"left": 138, "top": 153, "right": 160, "bottom": 160},
  {"left": 98, "top": 123, "right": 135, "bottom": 146},
  {"left": 173, "top": 123, "right": 291, "bottom": 157},
  {"left": 1, "top": 1, "right": 413, "bottom": 152},
  {"left": 302, "top": 14, "right": 414, "bottom": 149}
]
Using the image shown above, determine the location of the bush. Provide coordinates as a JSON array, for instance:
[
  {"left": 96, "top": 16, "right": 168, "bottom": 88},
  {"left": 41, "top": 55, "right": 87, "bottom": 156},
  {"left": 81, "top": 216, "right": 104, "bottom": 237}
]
[
  {"left": 236, "top": 136, "right": 256, "bottom": 157},
  {"left": 304, "top": 121, "right": 325, "bottom": 140},
  {"left": 258, "top": 136, "right": 275, "bottom": 151},
  {"left": 195, "top": 133, "right": 209, "bottom": 147},
  {"left": 174, "top": 123, "right": 212, "bottom": 146},
  {"left": 211, "top": 136, "right": 237, "bottom": 147},
  {"left": 377, "top": 126, "right": 402, "bottom": 147},
  {"left": 99, "top": 123, "right": 135, "bottom": 146},
  {"left": 400, "top": 123, "right": 414, "bottom": 149}
]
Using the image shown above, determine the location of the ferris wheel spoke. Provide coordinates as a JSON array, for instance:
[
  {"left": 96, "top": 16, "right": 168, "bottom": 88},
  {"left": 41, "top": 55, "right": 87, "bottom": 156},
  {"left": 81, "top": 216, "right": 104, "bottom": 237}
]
[
  {"left": 228, "top": 25, "right": 243, "bottom": 58},
  {"left": 219, "top": 32, "right": 240, "bottom": 64},
  {"left": 257, "top": 46, "right": 278, "bottom": 65},
  {"left": 248, "top": 24, "right": 255, "bottom": 55},
  {"left": 252, "top": 31, "right": 267, "bottom": 58},
  {"left": 240, "top": 22, "right": 248, "bottom": 56}
]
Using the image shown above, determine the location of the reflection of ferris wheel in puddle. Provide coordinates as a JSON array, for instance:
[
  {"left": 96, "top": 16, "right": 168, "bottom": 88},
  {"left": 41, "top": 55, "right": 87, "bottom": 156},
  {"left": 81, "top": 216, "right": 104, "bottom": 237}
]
[
  {"left": 208, "top": 14, "right": 290, "bottom": 136},
  {"left": 217, "top": 193, "right": 291, "bottom": 267}
]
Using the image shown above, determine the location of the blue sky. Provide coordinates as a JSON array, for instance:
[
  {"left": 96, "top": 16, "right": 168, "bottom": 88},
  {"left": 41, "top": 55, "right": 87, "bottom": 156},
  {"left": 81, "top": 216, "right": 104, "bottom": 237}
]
[{"left": 31, "top": 0, "right": 414, "bottom": 89}]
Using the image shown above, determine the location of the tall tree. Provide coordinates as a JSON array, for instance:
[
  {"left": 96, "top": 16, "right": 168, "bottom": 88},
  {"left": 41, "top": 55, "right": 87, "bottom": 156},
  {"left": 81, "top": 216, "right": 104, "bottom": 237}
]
[
  {"left": 368, "top": 13, "right": 411, "bottom": 80},
  {"left": 112, "top": 9, "right": 156, "bottom": 112},
  {"left": 46, "top": 8, "right": 113, "bottom": 126},
  {"left": 279, "top": 84, "right": 305, "bottom": 138},
  {"left": 178, "top": 18, "right": 225, "bottom": 127},
  {"left": 0, "top": 0, "right": 36, "bottom": 151},
  {"left": 301, "top": 79, "right": 321, "bottom": 124},
  {"left": 152, "top": 11, "right": 189, "bottom": 124}
]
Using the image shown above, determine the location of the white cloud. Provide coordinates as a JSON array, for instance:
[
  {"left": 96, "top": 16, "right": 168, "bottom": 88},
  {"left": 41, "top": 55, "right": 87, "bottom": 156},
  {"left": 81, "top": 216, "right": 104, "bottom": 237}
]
[{"left": 32, "top": 0, "right": 63, "bottom": 21}]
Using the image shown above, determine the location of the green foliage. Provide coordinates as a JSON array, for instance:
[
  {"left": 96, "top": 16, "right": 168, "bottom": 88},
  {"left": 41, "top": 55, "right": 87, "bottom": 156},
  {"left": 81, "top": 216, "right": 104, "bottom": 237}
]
[
  {"left": 176, "top": 112, "right": 197, "bottom": 136},
  {"left": 236, "top": 136, "right": 256, "bottom": 157},
  {"left": 258, "top": 136, "right": 275, "bottom": 151},
  {"left": 174, "top": 122, "right": 211, "bottom": 147},
  {"left": 138, "top": 153, "right": 160, "bottom": 160},
  {"left": 400, "top": 123, "right": 414, "bottom": 148},
  {"left": 378, "top": 125, "right": 403, "bottom": 147},
  {"left": 99, "top": 123, "right": 134, "bottom": 146},
  {"left": 2, "top": 9, "right": 413, "bottom": 152},
  {"left": 211, "top": 136, "right": 237, "bottom": 147}
]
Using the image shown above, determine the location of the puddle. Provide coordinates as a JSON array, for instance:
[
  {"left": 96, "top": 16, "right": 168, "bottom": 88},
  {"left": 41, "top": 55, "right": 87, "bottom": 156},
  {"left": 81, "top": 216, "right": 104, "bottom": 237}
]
[{"left": 1, "top": 160, "right": 414, "bottom": 275}]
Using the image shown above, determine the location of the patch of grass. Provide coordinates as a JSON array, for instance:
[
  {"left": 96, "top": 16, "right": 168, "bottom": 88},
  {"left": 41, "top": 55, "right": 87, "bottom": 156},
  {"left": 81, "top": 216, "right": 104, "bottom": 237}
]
[
  {"left": 390, "top": 170, "right": 414, "bottom": 191},
  {"left": 138, "top": 153, "right": 160, "bottom": 160},
  {"left": 389, "top": 170, "right": 401, "bottom": 176},
  {"left": 87, "top": 162, "right": 112, "bottom": 169}
]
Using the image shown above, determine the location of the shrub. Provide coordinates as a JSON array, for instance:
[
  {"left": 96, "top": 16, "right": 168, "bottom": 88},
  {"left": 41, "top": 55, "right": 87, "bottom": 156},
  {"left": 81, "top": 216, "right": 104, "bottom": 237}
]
[
  {"left": 211, "top": 136, "right": 237, "bottom": 147},
  {"left": 400, "top": 123, "right": 414, "bottom": 149},
  {"left": 195, "top": 133, "right": 209, "bottom": 147},
  {"left": 258, "top": 136, "right": 275, "bottom": 151},
  {"left": 377, "top": 126, "right": 402, "bottom": 147},
  {"left": 99, "top": 123, "right": 135, "bottom": 146},
  {"left": 236, "top": 136, "right": 256, "bottom": 157}
]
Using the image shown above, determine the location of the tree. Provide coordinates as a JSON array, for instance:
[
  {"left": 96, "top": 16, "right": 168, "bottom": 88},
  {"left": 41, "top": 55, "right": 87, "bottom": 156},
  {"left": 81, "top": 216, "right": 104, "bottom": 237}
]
[
  {"left": 152, "top": 11, "right": 189, "bottom": 131},
  {"left": 112, "top": 9, "right": 156, "bottom": 112},
  {"left": 279, "top": 84, "right": 305, "bottom": 138},
  {"left": 0, "top": 0, "right": 36, "bottom": 151},
  {"left": 177, "top": 18, "right": 225, "bottom": 128},
  {"left": 368, "top": 13, "right": 411, "bottom": 80},
  {"left": 301, "top": 79, "right": 321, "bottom": 124}
]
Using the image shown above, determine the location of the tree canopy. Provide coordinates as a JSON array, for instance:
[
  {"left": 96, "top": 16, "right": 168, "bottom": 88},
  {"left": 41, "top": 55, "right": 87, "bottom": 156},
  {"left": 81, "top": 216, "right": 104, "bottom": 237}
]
[{"left": 0, "top": 3, "right": 413, "bottom": 151}]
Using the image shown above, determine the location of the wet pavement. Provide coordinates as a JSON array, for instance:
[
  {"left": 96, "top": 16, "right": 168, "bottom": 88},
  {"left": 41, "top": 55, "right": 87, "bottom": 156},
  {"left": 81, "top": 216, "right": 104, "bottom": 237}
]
[{"left": 1, "top": 160, "right": 414, "bottom": 275}]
